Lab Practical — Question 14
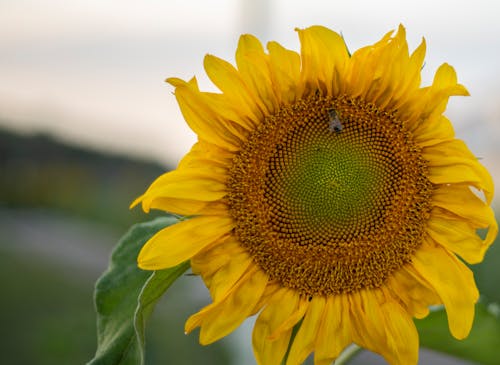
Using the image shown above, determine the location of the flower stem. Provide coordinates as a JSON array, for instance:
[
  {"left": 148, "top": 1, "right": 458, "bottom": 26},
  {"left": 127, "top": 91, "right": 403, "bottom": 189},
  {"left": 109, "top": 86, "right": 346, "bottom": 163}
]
[
  {"left": 281, "top": 321, "right": 303, "bottom": 365},
  {"left": 333, "top": 344, "right": 362, "bottom": 365}
]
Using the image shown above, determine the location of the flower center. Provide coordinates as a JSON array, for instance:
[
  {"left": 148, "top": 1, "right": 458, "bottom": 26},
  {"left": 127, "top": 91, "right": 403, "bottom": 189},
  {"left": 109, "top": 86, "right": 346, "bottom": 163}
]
[{"left": 227, "top": 95, "right": 433, "bottom": 296}]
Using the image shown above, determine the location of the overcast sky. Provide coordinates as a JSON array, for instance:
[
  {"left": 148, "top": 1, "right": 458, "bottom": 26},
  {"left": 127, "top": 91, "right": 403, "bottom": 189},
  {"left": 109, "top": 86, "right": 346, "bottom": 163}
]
[{"left": 1, "top": 0, "right": 499, "bottom": 193}]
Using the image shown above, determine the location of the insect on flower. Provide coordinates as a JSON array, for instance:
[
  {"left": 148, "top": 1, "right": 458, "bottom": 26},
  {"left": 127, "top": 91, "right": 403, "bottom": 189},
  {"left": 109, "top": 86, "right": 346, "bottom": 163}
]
[{"left": 328, "top": 109, "right": 343, "bottom": 132}]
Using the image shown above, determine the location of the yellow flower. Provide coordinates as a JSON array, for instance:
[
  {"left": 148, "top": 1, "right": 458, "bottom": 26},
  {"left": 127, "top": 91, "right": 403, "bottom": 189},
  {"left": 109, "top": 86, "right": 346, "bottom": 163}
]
[{"left": 133, "top": 25, "right": 497, "bottom": 365}]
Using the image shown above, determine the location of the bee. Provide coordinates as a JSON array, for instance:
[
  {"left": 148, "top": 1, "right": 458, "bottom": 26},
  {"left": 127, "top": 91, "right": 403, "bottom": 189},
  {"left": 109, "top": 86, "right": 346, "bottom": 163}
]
[{"left": 328, "top": 109, "right": 343, "bottom": 133}]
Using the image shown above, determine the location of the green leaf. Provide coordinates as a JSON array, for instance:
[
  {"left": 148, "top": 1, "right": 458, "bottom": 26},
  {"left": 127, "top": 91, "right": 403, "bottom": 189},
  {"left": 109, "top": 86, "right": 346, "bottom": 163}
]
[
  {"left": 416, "top": 301, "right": 500, "bottom": 365},
  {"left": 134, "top": 262, "right": 190, "bottom": 362},
  {"left": 88, "top": 217, "right": 190, "bottom": 365}
]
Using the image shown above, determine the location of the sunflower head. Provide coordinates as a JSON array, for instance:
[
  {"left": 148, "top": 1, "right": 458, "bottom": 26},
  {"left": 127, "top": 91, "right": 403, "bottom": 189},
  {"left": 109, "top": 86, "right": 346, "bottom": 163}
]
[{"left": 133, "top": 25, "right": 497, "bottom": 365}]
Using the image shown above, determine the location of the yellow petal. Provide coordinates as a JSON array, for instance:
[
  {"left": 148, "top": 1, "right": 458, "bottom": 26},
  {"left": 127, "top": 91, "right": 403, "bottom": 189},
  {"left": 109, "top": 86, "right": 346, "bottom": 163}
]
[
  {"left": 429, "top": 63, "right": 470, "bottom": 106},
  {"left": 177, "top": 141, "right": 234, "bottom": 170},
  {"left": 390, "top": 38, "right": 426, "bottom": 108},
  {"left": 137, "top": 216, "right": 233, "bottom": 270},
  {"left": 349, "top": 290, "right": 419, "bottom": 365},
  {"left": 296, "top": 26, "right": 349, "bottom": 96},
  {"left": 192, "top": 237, "right": 252, "bottom": 302},
  {"left": 145, "top": 144, "right": 231, "bottom": 216},
  {"left": 252, "top": 289, "right": 300, "bottom": 365},
  {"left": 144, "top": 197, "right": 227, "bottom": 217},
  {"left": 236, "top": 34, "right": 278, "bottom": 113},
  {"left": 250, "top": 281, "right": 282, "bottom": 316},
  {"left": 409, "top": 242, "right": 479, "bottom": 339},
  {"left": 314, "top": 295, "right": 352, "bottom": 365},
  {"left": 343, "top": 29, "right": 391, "bottom": 96},
  {"left": 170, "top": 79, "right": 244, "bottom": 150},
  {"left": 201, "top": 91, "right": 258, "bottom": 131},
  {"left": 402, "top": 63, "right": 469, "bottom": 122},
  {"left": 345, "top": 28, "right": 397, "bottom": 99},
  {"left": 424, "top": 139, "right": 494, "bottom": 203},
  {"left": 191, "top": 236, "right": 246, "bottom": 277},
  {"left": 267, "top": 41, "right": 301, "bottom": 103},
  {"left": 167, "top": 76, "right": 198, "bottom": 88},
  {"left": 204, "top": 252, "right": 252, "bottom": 302},
  {"left": 411, "top": 114, "right": 455, "bottom": 147},
  {"left": 423, "top": 138, "right": 484, "bottom": 167},
  {"left": 286, "top": 296, "right": 326, "bottom": 365},
  {"left": 185, "top": 266, "right": 268, "bottom": 344},
  {"left": 204, "top": 54, "right": 265, "bottom": 122},
  {"left": 433, "top": 63, "right": 466, "bottom": 91},
  {"left": 427, "top": 212, "right": 494, "bottom": 264},
  {"left": 378, "top": 298, "right": 419, "bottom": 365},
  {"left": 376, "top": 27, "right": 428, "bottom": 112},
  {"left": 428, "top": 170, "right": 494, "bottom": 209},
  {"left": 386, "top": 268, "right": 440, "bottom": 319},
  {"left": 364, "top": 25, "right": 411, "bottom": 109},
  {"left": 268, "top": 297, "right": 309, "bottom": 340},
  {"left": 432, "top": 184, "right": 496, "bottom": 228},
  {"left": 133, "top": 168, "right": 227, "bottom": 214},
  {"left": 429, "top": 164, "right": 494, "bottom": 205},
  {"left": 171, "top": 79, "right": 257, "bottom": 133}
]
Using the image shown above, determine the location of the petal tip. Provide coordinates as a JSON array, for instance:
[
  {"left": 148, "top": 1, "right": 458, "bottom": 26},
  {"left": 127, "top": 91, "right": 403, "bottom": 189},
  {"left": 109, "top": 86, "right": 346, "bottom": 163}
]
[{"left": 129, "top": 195, "right": 142, "bottom": 210}]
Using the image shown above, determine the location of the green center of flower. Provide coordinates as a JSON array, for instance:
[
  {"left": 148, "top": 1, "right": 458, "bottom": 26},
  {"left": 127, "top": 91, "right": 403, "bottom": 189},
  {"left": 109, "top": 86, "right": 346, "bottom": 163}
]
[
  {"left": 227, "top": 94, "right": 433, "bottom": 296},
  {"left": 279, "top": 131, "right": 385, "bottom": 230}
]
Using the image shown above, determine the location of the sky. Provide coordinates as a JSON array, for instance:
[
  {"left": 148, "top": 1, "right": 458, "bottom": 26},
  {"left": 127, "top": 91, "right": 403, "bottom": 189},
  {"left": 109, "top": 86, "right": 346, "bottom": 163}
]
[{"left": 1, "top": 0, "right": 499, "bottom": 191}]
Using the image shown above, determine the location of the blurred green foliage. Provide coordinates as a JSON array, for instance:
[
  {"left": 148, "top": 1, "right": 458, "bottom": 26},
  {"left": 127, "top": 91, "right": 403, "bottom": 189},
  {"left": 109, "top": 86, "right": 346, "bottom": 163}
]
[
  {"left": 0, "top": 129, "right": 231, "bottom": 365},
  {"left": 417, "top": 302, "right": 500, "bottom": 365},
  {"left": 0, "top": 250, "right": 96, "bottom": 365},
  {"left": 0, "top": 129, "right": 166, "bottom": 229},
  {"left": 472, "top": 239, "right": 500, "bottom": 304}
]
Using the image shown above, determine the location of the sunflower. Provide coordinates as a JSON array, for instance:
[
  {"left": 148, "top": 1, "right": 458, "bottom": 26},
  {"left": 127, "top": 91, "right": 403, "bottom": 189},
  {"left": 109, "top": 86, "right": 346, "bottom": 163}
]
[{"left": 132, "top": 25, "right": 497, "bottom": 365}]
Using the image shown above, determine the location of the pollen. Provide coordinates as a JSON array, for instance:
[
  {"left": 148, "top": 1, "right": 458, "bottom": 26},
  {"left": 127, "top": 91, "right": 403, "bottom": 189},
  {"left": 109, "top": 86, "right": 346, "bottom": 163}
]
[{"left": 227, "top": 94, "right": 434, "bottom": 296}]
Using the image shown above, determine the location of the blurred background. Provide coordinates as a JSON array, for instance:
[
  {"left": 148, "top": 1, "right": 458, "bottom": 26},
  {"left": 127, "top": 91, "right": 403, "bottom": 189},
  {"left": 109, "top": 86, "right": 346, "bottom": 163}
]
[{"left": 0, "top": 1, "right": 499, "bottom": 364}]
